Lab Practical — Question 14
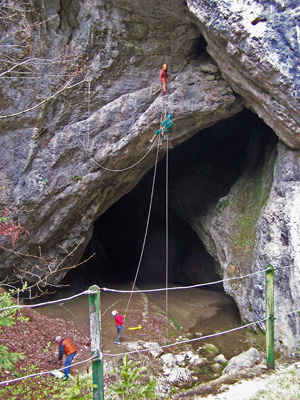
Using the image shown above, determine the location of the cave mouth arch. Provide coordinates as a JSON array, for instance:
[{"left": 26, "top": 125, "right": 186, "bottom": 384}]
[{"left": 64, "top": 108, "right": 276, "bottom": 291}]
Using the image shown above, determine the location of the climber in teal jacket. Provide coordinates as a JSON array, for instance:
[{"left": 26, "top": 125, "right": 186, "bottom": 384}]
[{"left": 149, "top": 114, "right": 173, "bottom": 143}]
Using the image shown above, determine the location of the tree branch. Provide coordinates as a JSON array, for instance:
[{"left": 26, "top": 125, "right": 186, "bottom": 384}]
[{"left": 0, "top": 78, "right": 86, "bottom": 119}]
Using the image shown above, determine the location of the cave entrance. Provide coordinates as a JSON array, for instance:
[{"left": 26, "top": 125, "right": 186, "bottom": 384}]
[
  {"left": 65, "top": 108, "right": 276, "bottom": 292},
  {"left": 50, "top": 108, "right": 277, "bottom": 360}
]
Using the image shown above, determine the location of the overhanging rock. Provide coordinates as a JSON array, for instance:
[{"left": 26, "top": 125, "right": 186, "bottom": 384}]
[{"left": 187, "top": 0, "right": 300, "bottom": 149}]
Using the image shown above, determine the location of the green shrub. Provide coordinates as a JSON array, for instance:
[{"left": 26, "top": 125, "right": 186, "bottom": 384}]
[
  {"left": 107, "top": 354, "right": 160, "bottom": 399},
  {"left": 0, "top": 364, "right": 61, "bottom": 399},
  {"left": 0, "top": 288, "right": 25, "bottom": 371},
  {"left": 53, "top": 372, "right": 95, "bottom": 399}
]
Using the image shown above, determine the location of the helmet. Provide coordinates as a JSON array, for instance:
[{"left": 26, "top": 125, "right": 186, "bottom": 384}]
[
  {"left": 167, "top": 114, "right": 172, "bottom": 119},
  {"left": 111, "top": 309, "right": 118, "bottom": 316},
  {"left": 55, "top": 336, "right": 62, "bottom": 342},
  {"left": 163, "top": 64, "right": 167, "bottom": 70}
]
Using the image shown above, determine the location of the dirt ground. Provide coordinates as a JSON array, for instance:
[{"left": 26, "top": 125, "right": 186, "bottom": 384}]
[
  {"left": 0, "top": 305, "right": 91, "bottom": 381},
  {"left": 34, "top": 284, "right": 247, "bottom": 358},
  {"left": 0, "top": 288, "right": 187, "bottom": 389},
  {"left": 0, "top": 285, "right": 252, "bottom": 398}
]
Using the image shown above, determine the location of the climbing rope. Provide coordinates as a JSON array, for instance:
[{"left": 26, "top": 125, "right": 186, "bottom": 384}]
[
  {"left": 81, "top": 79, "right": 158, "bottom": 172},
  {"left": 124, "top": 136, "right": 161, "bottom": 317},
  {"left": 165, "top": 131, "right": 169, "bottom": 325},
  {"left": 124, "top": 99, "right": 172, "bottom": 324},
  {"left": 124, "top": 99, "right": 169, "bottom": 316},
  {"left": 87, "top": 79, "right": 91, "bottom": 146},
  {"left": 82, "top": 138, "right": 157, "bottom": 172},
  {"left": 83, "top": 82, "right": 172, "bottom": 319}
]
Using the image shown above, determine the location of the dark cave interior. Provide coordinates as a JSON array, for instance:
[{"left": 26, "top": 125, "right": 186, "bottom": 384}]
[{"left": 64, "top": 108, "right": 276, "bottom": 290}]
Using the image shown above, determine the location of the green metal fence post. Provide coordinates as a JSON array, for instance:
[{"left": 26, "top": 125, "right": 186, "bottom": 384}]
[
  {"left": 266, "top": 264, "right": 275, "bottom": 369},
  {"left": 88, "top": 285, "right": 104, "bottom": 399}
]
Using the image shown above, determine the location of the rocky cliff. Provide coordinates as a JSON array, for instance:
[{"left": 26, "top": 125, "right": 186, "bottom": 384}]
[{"left": 0, "top": 0, "right": 299, "bottom": 351}]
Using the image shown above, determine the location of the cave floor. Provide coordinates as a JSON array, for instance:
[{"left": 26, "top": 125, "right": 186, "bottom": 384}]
[{"left": 37, "top": 284, "right": 250, "bottom": 362}]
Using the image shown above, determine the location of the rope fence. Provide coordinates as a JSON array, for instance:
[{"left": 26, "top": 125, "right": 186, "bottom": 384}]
[
  {"left": 103, "top": 318, "right": 268, "bottom": 358},
  {"left": 0, "top": 305, "right": 299, "bottom": 387},
  {"left": 0, "top": 91, "right": 297, "bottom": 388},
  {"left": 0, "top": 264, "right": 289, "bottom": 312},
  {"left": 0, "top": 355, "right": 97, "bottom": 387},
  {"left": 0, "top": 289, "right": 94, "bottom": 312}
]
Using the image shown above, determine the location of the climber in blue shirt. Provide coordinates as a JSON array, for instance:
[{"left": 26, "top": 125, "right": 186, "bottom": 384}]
[{"left": 149, "top": 114, "right": 173, "bottom": 143}]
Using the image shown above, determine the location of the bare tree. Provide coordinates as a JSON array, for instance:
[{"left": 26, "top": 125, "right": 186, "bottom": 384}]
[
  {"left": 0, "top": 200, "right": 94, "bottom": 299},
  {"left": 0, "top": 1, "right": 88, "bottom": 120}
]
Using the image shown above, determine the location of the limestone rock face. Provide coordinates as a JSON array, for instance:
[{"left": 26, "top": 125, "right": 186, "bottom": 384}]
[
  {"left": 192, "top": 139, "right": 300, "bottom": 350},
  {"left": 187, "top": 0, "right": 300, "bottom": 148},
  {"left": 0, "top": 0, "right": 241, "bottom": 282}
]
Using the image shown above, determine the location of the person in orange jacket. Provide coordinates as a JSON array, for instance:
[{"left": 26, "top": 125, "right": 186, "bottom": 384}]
[
  {"left": 55, "top": 336, "right": 77, "bottom": 380},
  {"left": 159, "top": 63, "right": 169, "bottom": 95}
]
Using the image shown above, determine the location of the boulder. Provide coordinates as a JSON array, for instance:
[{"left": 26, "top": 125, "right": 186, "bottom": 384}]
[
  {"left": 142, "top": 341, "right": 163, "bottom": 358},
  {"left": 167, "top": 366, "right": 193, "bottom": 386},
  {"left": 213, "top": 354, "right": 227, "bottom": 364},
  {"left": 189, "top": 355, "right": 207, "bottom": 367},
  {"left": 222, "top": 348, "right": 263, "bottom": 375},
  {"left": 161, "top": 353, "right": 176, "bottom": 368},
  {"left": 210, "top": 363, "right": 223, "bottom": 373}
]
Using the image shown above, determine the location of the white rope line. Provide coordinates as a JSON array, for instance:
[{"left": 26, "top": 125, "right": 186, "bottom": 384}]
[
  {"left": 81, "top": 134, "right": 157, "bottom": 173},
  {"left": 0, "top": 355, "right": 97, "bottom": 386},
  {"left": 275, "top": 307, "right": 300, "bottom": 317},
  {"left": 0, "top": 266, "right": 272, "bottom": 312},
  {"left": 165, "top": 133, "right": 169, "bottom": 324},
  {"left": 125, "top": 102, "right": 168, "bottom": 316},
  {"left": 275, "top": 264, "right": 294, "bottom": 270},
  {"left": 87, "top": 79, "right": 91, "bottom": 146},
  {"left": 124, "top": 138, "right": 160, "bottom": 317},
  {"left": 102, "top": 266, "right": 272, "bottom": 294},
  {"left": 0, "top": 311, "right": 298, "bottom": 386},
  {"left": 103, "top": 317, "right": 268, "bottom": 358},
  {"left": 0, "top": 289, "right": 94, "bottom": 312}
]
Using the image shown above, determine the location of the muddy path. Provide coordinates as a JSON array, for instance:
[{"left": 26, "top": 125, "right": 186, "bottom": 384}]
[{"left": 37, "top": 284, "right": 250, "bottom": 360}]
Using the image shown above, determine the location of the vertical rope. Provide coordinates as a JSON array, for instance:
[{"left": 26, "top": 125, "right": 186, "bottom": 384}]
[
  {"left": 125, "top": 99, "right": 169, "bottom": 320},
  {"left": 124, "top": 138, "right": 160, "bottom": 317},
  {"left": 165, "top": 134, "right": 169, "bottom": 325},
  {"left": 87, "top": 79, "right": 91, "bottom": 146}
]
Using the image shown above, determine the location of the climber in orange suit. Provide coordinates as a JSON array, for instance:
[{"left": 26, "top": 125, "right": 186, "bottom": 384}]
[
  {"left": 159, "top": 64, "right": 169, "bottom": 95},
  {"left": 55, "top": 336, "right": 77, "bottom": 380}
]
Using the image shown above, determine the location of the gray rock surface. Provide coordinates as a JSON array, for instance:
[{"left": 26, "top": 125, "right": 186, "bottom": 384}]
[
  {"left": 187, "top": 0, "right": 300, "bottom": 148},
  {"left": 222, "top": 347, "right": 263, "bottom": 375},
  {"left": 0, "top": 0, "right": 241, "bottom": 282},
  {"left": 1, "top": 0, "right": 300, "bottom": 353}
]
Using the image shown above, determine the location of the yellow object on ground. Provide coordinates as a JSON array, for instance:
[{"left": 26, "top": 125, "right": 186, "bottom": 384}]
[{"left": 128, "top": 325, "right": 142, "bottom": 330}]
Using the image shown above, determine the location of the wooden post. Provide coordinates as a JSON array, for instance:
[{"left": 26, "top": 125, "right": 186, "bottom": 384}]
[
  {"left": 88, "top": 285, "right": 104, "bottom": 399},
  {"left": 266, "top": 264, "right": 275, "bottom": 369}
]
